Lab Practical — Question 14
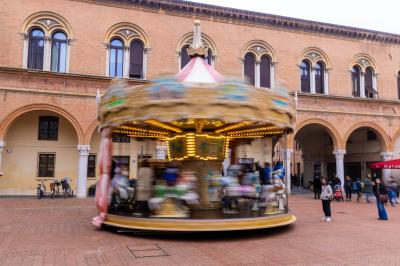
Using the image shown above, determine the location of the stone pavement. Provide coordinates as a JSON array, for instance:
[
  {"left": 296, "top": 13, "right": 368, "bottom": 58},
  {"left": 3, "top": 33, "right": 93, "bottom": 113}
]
[{"left": 0, "top": 195, "right": 399, "bottom": 266}]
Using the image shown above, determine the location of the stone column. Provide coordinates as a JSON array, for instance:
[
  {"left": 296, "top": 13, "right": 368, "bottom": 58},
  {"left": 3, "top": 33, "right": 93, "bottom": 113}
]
[
  {"left": 43, "top": 36, "right": 51, "bottom": 71},
  {"left": 282, "top": 149, "right": 293, "bottom": 193},
  {"left": 0, "top": 140, "right": 5, "bottom": 174},
  {"left": 22, "top": 34, "right": 28, "bottom": 68},
  {"left": 372, "top": 73, "right": 378, "bottom": 99},
  {"left": 123, "top": 46, "right": 130, "bottom": 78},
  {"left": 143, "top": 48, "right": 150, "bottom": 79},
  {"left": 77, "top": 145, "right": 90, "bottom": 198},
  {"left": 240, "top": 58, "right": 245, "bottom": 81},
  {"left": 333, "top": 149, "right": 346, "bottom": 186},
  {"left": 381, "top": 152, "right": 394, "bottom": 180},
  {"left": 270, "top": 62, "right": 275, "bottom": 89},
  {"left": 255, "top": 60, "right": 260, "bottom": 88},
  {"left": 360, "top": 72, "right": 366, "bottom": 98},
  {"left": 324, "top": 70, "right": 329, "bottom": 95},
  {"left": 310, "top": 67, "right": 316, "bottom": 94},
  {"left": 105, "top": 43, "right": 110, "bottom": 76}
]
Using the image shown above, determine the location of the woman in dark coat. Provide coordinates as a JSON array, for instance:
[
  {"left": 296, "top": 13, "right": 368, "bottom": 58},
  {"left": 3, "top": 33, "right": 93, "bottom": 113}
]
[
  {"left": 344, "top": 176, "right": 353, "bottom": 202},
  {"left": 372, "top": 178, "right": 388, "bottom": 220}
]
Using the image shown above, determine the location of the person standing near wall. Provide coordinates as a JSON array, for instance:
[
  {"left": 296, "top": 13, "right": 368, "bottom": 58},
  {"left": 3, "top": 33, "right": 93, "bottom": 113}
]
[
  {"left": 320, "top": 177, "right": 333, "bottom": 222},
  {"left": 344, "top": 176, "right": 353, "bottom": 202},
  {"left": 313, "top": 176, "right": 322, "bottom": 199}
]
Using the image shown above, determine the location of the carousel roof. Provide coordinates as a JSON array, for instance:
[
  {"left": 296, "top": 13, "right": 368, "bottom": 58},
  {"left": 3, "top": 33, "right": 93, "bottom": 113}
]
[{"left": 98, "top": 21, "right": 296, "bottom": 139}]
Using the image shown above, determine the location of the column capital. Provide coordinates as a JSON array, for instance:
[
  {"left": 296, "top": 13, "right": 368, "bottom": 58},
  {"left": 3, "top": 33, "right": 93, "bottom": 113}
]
[
  {"left": 77, "top": 145, "right": 91, "bottom": 156},
  {"left": 333, "top": 149, "right": 346, "bottom": 159},
  {"left": 381, "top": 151, "right": 395, "bottom": 161}
]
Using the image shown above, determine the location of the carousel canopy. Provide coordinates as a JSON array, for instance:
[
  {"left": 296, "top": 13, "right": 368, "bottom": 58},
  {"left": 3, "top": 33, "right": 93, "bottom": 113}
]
[{"left": 98, "top": 20, "right": 296, "bottom": 141}]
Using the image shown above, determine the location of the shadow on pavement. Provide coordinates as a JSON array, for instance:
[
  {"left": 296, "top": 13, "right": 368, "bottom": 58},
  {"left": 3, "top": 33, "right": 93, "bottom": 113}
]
[{"left": 103, "top": 223, "right": 296, "bottom": 241}]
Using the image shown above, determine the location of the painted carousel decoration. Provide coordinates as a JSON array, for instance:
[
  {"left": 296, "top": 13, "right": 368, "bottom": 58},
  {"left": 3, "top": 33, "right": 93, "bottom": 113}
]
[{"left": 92, "top": 20, "right": 297, "bottom": 231}]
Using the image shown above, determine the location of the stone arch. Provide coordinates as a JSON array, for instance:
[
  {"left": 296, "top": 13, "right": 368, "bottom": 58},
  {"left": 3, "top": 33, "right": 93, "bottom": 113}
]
[
  {"left": 343, "top": 122, "right": 390, "bottom": 152},
  {"left": 298, "top": 47, "right": 330, "bottom": 68},
  {"left": 350, "top": 53, "right": 377, "bottom": 73},
  {"left": 176, "top": 32, "right": 217, "bottom": 56},
  {"left": 0, "top": 104, "right": 84, "bottom": 144},
  {"left": 240, "top": 40, "right": 277, "bottom": 62},
  {"left": 21, "top": 11, "right": 74, "bottom": 38},
  {"left": 294, "top": 118, "right": 342, "bottom": 149},
  {"left": 104, "top": 22, "right": 150, "bottom": 48},
  {"left": 84, "top": 120, "right": 99, "bottom": 144}
]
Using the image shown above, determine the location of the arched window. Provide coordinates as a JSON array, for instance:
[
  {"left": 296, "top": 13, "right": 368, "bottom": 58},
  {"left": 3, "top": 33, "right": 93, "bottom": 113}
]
[
  {"left": 260, "top": 55, "right": 271, "bottom": 88},
  {"left": 129, "top": 39, "right": 144, "bottom": 79},
  {"left": 180, "top": 45, "right": 191, "bottom": 69},
  {"left": 365, "top": 67, "right": 374, "bottom": 98},
  {"left": 109, "top": 39, "right": 124, "bottom": 78},
  {"left": 205, "top": 48, "right": 213, "bottom": 66},
  {"left": 315, "top": 61, "right": 325, "bottom": 94},
  {"left": 244, "top": 53, "right": 256, "bottom": 86},
  {"left": 27, "top": 28, "right": 45, "bottom": 70},
  {"left": 397, "top": 71, "right": 400, "bottom": 100},
  {"left": 50, "top": 31, "right": 67, "bottom": 72},
  {"left": 300, "top": 60, "right": 311, "bottom": 93},
  {"left": 352, "top": 66, "right": 361, "bottom": 97}
]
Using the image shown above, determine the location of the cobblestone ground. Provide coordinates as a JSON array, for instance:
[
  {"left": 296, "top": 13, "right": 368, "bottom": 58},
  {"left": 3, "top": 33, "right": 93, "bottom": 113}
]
[{"left": 0, "top": 194, "right": 399, "bottom": 266}]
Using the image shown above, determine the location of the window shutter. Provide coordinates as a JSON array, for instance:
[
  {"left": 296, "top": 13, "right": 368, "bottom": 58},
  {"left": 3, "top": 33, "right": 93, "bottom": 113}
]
[
  {"left": 260, "top": 55, "right": 271, "bottom": 88},
  {"left": 129, "top": 40, "right": 144, "bottom": 78},
  {"left": 244, "top": 53, "right": 255, "bottom": 86},
  {"left": 181, "top": 45, "right": 191, "bottom": 69}
]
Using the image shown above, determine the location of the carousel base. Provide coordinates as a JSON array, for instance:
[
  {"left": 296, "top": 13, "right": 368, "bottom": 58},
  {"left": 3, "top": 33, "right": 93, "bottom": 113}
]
[{"left": 103, "top": 213, "right": 296, "bottom": 232}]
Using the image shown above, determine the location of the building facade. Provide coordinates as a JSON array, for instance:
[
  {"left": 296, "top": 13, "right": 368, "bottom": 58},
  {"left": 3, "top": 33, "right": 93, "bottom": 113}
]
[{"left": 1, "top": 0, "right": 400, "bottom": 196}]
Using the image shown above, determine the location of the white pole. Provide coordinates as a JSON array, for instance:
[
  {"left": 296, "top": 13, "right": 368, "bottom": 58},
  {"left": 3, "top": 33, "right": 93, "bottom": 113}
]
[{"left": 77, "top": 145, "right": 90, "bottom": 198}]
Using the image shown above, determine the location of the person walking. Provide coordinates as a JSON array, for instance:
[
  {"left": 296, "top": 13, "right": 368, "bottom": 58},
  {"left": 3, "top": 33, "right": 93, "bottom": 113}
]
[
  {"left": 364, "top": 175, "right": 373, "bottom": 203},
  {"left": 372, "top": 177, "right": 388, "bottom": 220},
  {"left": 387, "top": 177, "right": 398, "bottom": 207},
  {"left": 344, "top": 176, "right": 353, "bottom": 202},
  {"left": 313, "top": 176, "right": 322, "bottom": 199},
  {"left": 355, "top": 178, "right": 362, "bottom": 203},
  {"left": 320, "top": 177, "right": 333, "bottom": 222}
]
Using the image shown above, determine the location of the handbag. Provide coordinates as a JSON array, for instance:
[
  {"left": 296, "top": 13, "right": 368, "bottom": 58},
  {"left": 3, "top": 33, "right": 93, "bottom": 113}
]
[{"left": 379, "top": 194, "right": 388, "bottom": 203}]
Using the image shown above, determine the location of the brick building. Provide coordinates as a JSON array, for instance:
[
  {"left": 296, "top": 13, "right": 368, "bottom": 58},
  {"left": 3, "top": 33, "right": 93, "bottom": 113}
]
[{"left": 1, "top": 0, "right": 400, "bottom": 196}]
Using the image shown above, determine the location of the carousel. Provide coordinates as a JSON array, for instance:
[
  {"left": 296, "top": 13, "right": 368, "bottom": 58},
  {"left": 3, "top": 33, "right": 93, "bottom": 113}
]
[{"left": 92, "top": 21, "right": 297, "bottom": 232}]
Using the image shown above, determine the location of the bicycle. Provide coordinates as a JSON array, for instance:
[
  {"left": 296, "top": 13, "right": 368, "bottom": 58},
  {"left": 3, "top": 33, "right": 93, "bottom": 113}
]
[
  {"left": 36, "top": 179, "right": 47, "bottom": 199},
  {"left": 49, "top": 179, "right": 61, "bottom": 198},
  {"left": 61, "top": 177, "right": 74, "bottom": 198}
]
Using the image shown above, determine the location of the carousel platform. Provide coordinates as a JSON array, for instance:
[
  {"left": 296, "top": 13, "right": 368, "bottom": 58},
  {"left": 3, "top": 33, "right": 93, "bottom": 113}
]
[{"left": 103, "top": 213, "right": 296, "bottom": 232}]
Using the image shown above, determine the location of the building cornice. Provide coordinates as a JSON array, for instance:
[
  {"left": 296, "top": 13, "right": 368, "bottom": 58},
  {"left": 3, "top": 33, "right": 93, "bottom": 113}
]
[
  {"left": 293, "top": 92, "right": 400, "bottom": 105},
  {"left": 0, "top": 66, "right": 149, "bottom": 83},
  {"left": 88, "top": 0, "right": 400, "bottom": 45}
]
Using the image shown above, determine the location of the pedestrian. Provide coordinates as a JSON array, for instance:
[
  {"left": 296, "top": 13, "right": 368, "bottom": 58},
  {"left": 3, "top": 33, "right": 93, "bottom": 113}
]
[
  {"left": 364, "top": 175, "right": 373, "bottom": 203},
  {"left": 313, "top": 176, "right": 322, "bottom": 199},
  {"left": 372, "top": 177, "right": 388, "bottom": 220},
  {"left": 344, "top": 175, "right": 353, "bottom": 202},
  {"left": 320, "top": 177, "right": 333, "bottom": 222},
  {"left": 387, "top": 177, "right": 398, "bottom": 207},
  {"left": 355, "top": 178, "right": 362, "bottom": 203}
]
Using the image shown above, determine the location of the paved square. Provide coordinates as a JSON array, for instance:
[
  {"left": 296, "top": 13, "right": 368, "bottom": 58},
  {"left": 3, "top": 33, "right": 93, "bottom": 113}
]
[{"left": 0, "top": 194, "right": 398, "bottom": 265}]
